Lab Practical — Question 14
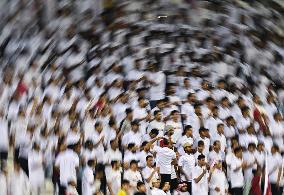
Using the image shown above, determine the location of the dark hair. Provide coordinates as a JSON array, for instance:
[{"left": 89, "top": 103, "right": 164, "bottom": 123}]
[
  {"left": 212, "top": 106, "right": 219, "bottom": 111},
  {"left": 130, "top": 160, "right": 138, "bottom": 165},
  {"left": 248, "top": 143, "right": 256, "bottom": 148},
  {"left": 84, "top": 140, "right": 94, "bottom": 148},
  {"left": 213, "top": 140, "right": 220, "bottom": 146},
  {"left": 221, "top": 97, "right": 229, "bottom": 102},
  {"left": 206, "top": 97, "right": 214, "bottom": 102},
  {"left": 110, "top": 139, "right": 116, "bottom": 145},
  {"left": 171, "top": 110, "right": 179, "bottom": 115},
  {"left": 95, "top": 121, "right": 101, "bottom": 128},
  {"left": 241, "top": 106, "right": 250, "bottom": 113},
  {"left": 154, "top": 110, "right": 161, "bottom": 116},
  {"left": 87, "top": 159, "right": 95, "bottom": 167},
  {"left": 183, "top": 125, "right": 192, "bottom": 135},
  {"left": 199, "top": 127, "right": 207, "bottom": 133},
  {"left": 160, "top": 181, "right": 169, "bottom": 189},
  {"left": 187, "top": 93, "right": 195, "bottom": 98},
  {"left": 163, "top": 138, "right": 169, "bottom": 146},
  {"left": 137, "top": 181, "right": 145, "bottom": 189},
  {"left": 272, "top": 144, "right": 280, "bottom": 151},
  {"left": 109, "top": 118, "right": 116, "bottom": 127},
  {"left": 234, "top": 146, "right": 242, "bottom": 154},
  {"left": 128, "top": 143, "right": 135, "bottom": 149},
  {"left": 197, "top": 154, "right": 205, "bottom": 160},
  {"left": 184, "top": 125, "right": 192, "bottom": 130},
  {"left": 150, "top": 128, "right": 159, "bottom": 136},
  {"left": 226, "top": 116, "right": 234, "bottom": 121},
  {"left": 198, "top": 140, "right": 204, "bottom": 146},
  {"left": 194, "top": 103, "right": 201, "bottom": 109},
  {"left": 141, "top": 141, "right": 148, "bottom": 147},
  {"left": 146, "top": 155, "right": 153, "bottom": 161},
  {"left": 217, "top": 123, "right": 224, "bottom": 128},
  {"left": 111, "top": 160, "right": 118, "bottom": 167},
  {"left": 138, "top": 97, "right": 145, "bottom": 102},
  {"left": 126, "top": 108, "right": 133, "bottom": 114},
  {"left": 122, "top": 179, "right": 130, "bottom": 186}
]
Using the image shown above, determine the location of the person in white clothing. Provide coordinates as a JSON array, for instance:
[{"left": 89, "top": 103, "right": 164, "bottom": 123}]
[
  {"left": 55, "top": 144, "right": 79, "bottom": 194},
  {"left": 8, "top": 161, "right": 31, "bottom": 195},
  {"left": 204, "top": 106, "right": 222, "bottom": 137},
  {"left": 224, "top": 116, "right": 236, "bottom": 142},
  {"left": 173, "top": 182, "right": 190, "bottom": 195},
  {"left": 181, "top": 93, "right": 196, "bottom": 124},
  {"left": 123, "top": 160, "right": 143, "bottom": 194},
  {"left": 0, "top": 110, "right": 9, "bottom": 165},
  {"left": 230, "top": 147, "right": 247, "bottom": 195},
  {"left": 147, "top": 136, "right": 176, "bottom": 190},
  {"left": 192, "top": 154, "right": 209, "bottom": 195},
  {"left": 66, "top": 180, "right": 79, "bottom": 195},
  {"left": 82, "top": 159, "right": 96, "bottom": 195},
  {"left": 176, "top": 125, "right": 194, "bottom": 155},
  {"left": 211, "top": 123, "right": 227, "bottom": 153},
  {"left": 194, "top": 140, "right": 208, "bottom": 163},
  {"left": 243, "top": 143, "right": 257, "bottom": 195},
  {"left": 147, "top": 64, "right": 166, "bottom": 103},
  {"left": 178, "top": 142, "right": 195, "bottom": 194},
  {"left": 147, "top": 110, "right": 165, "bottom": 136},
  {"left": 269, "top": 113, "right": 284, "bottom": 152},
  {"left": 107, "top": 160, "right": 122, "bottom": 195},
  {"left": 208, "top": 140, "right": 224, "bottom": 167},
  {"left": 151, "top": 178, "right": 167, "bottom": 195},
  {"left": 208, "top": 160, "right": 228, "bottom": 195},
  {"left": 196, "top": 127, "right": 210, "bottom": 155},
  {"left": 218, "top": 97, "right": 231, "bottom": 120},
  {"left": 0, "top": 167, "right": 8, "bottom": 195},
  {"left": 165, "top": 110, "right": 183, "bottom": 143},
  {"left": 142, "top": 155, "right": 159, "bottom": 195},
  {"left": 268, "top": 145, "right": 282, "bottom": 195},
  {"left": 28, "top": 143, "right": 45, "bottom": 195},
  {"left": 122, "top": 120, "right": 143, "bottom": 148}
]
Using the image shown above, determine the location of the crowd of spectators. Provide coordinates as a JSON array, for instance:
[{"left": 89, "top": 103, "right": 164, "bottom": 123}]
[{"left": 0, "top": 0, "right": 284, "bottom": 195}]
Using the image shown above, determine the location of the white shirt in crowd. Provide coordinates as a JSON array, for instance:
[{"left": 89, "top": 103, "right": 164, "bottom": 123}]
[
  {"left": 209, "top": 169, "right": 228, "bottom": 195},
  {"left": 192, "top": 165, "right": 209, "bottom": 195},
  {"left": 147, "top": 120, "right": 165, "bottom": 136},
  {"left": 28, "top": 150, "right": 45, "bottom": 193},
  {"left": 178, "top": 153, "right": 195, "bottom": 182},
  {"left": 123, "top": 169, "right": 143, "bottom": 194},
  {"left": 82, "top": 165, "right": 95, "bottom": 195},
  {"left": 0, "top": 118, "right": 9, "bottom": 151},
  {"left": 55, "top": 149, "right": 79, "bottom": 187},
  {"left": 153, "top": 145, "right": 176, "bottom": 175},
  {"left": 268, "top": 153, "right": 282, "bottom": 184},
  {"left": 107, "top": 168, "right": 121, "bottom": 195},
  {"left": 230, "top": 155, "right": 244, "bottom": 188},
  {"left": 148, "top": 71, "right": 166, "bottom": 101},
  {"left": 8, "top": 168, "right": 31, "bottom": 195},
  {"left": 142, "top": 166, "right": 159, "bottom": 194},
  {"left": 151, "top": 187, "right": 168, "bottom": 195},
  {"left": 0, "top": 172, "right": 7, "bottom": 195}
]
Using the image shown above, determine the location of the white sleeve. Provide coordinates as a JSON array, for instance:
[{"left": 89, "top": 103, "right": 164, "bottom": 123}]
[
  {"left": 231, "top": 159, "right": 241, "bottom": 171},
  {"left": 192, "top": 168, "right": 201, "bottom": 182},
  {"left": 55, "top": 155, "right": 61, "bottom": 167},
  {"left": 178, "top": 156, "right": 184, "bottom": 167},
  {"left": 75, "top": 155, "right": 79, "bottom": 168},
  {"left": 153, "top": 146, "right": 162, "bottom": 153},
  {"left": 85, "top": 170, "right": 94, "bottom": 184},
  {"left": 153, "top": 73, "right": 164, "bottom": 85},
  {"left": 209, "top": 171, "right": 217, "bottom": 190},
  {"left": 142, "top": 169, "right": 149, "bottom": 180},
  {"left": 122, "top": 134, "right": 129, "bottom": 146}
]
